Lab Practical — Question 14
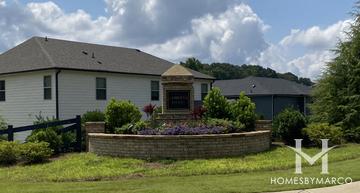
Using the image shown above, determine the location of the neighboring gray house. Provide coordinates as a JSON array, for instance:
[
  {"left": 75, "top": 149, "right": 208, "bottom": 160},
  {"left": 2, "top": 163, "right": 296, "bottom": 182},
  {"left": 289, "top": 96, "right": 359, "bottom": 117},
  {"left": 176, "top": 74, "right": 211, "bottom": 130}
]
[
  {"left": 0, "top": 37, "right": 214, "bottom": 139},
  {"left": 213, "top": 76, "right": 311, "bottom": 120}
]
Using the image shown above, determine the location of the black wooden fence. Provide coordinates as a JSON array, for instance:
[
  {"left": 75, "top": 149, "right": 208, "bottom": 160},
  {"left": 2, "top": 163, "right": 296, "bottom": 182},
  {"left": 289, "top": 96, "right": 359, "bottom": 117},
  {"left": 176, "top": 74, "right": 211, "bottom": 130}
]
[{"left": 0, "top": 115, "right": 82, "bottom": 152}]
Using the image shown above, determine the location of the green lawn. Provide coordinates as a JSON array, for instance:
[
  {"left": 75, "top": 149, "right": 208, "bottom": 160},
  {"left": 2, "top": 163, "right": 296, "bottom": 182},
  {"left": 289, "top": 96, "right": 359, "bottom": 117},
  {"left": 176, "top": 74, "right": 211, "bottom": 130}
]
[{"left": 0, "top": 144, "right": 359, "bottom": 193}]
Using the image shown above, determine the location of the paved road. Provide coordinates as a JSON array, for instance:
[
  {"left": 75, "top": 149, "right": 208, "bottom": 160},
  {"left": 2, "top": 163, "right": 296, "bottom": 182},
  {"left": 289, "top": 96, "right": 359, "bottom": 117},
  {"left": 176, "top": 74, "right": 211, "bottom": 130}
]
[{"left": 269, "top": 181, "right": 360, "bottom": 193}]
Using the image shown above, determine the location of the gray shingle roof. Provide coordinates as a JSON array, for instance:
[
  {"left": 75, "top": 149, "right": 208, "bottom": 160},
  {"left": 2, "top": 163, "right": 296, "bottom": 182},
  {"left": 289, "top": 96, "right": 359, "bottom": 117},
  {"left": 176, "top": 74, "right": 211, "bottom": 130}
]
[
  {"left": 213, "top": 76, "right": 311, "bottom": 96},
  {"left": 0, "top": 37, "right": 214, "bottom": 79}
]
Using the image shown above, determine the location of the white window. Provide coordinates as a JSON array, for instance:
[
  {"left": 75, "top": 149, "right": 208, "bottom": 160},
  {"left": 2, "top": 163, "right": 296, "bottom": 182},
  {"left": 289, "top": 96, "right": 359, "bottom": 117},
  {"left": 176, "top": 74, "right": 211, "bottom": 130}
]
[
  {"left": 44, "top": 76, "right": 52, "bottom": 100},
  {"left": 96, "top": 78, "right": 107, "bottom": 100}
]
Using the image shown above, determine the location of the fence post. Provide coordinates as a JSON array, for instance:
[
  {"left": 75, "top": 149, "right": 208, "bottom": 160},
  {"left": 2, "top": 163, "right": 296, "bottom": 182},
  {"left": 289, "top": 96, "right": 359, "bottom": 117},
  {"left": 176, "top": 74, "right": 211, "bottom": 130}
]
[
  {"left": 7, "top": 125, "right": 14, "bottom": 141},
  {"left": 75, "top": 115, "right": 82, "bottom": 152}
]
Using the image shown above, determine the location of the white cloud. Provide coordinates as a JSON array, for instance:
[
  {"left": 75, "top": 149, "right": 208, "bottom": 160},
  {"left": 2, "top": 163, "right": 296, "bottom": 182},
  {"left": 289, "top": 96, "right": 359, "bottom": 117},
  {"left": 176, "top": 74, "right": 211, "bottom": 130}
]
[
  {"left": 0, "top": 0, "right": 6, "bottom": 7},
  {"left": 254, "top": 19, "right": 352, "bottom": 80},
  {"left": 143, "top": 4, "right": 269, "bottom": 63}
]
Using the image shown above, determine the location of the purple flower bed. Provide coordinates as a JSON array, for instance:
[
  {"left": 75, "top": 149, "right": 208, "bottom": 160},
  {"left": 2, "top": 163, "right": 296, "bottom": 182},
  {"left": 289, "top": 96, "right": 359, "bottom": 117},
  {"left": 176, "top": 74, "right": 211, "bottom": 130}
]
[{"left": 137, "top": 126, "right": 227, "bottom": 135}]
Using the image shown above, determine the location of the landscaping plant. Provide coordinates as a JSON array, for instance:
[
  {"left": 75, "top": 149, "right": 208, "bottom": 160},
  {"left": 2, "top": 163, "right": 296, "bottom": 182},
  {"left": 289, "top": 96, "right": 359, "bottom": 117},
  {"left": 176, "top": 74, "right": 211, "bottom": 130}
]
[
  {"left": 192, "top": 106, "right": 207, "bottom": 120},
  {"left": 230, "top": 92, "right": 256, "bottom": 130},
  {"left": 20, "top": 142, "right": 53, "bottom": 164},
  {"left": 105, "top": 98, "right": 142, "bottom": 131},
  {"left": 26, "top": 114, "right": 75, "bottom": 153},
  {"left": 143, "top": 103, "right": 156, "bottom": 118},
  {"left": 272, "top": 108, "right": 306, "bottom": 145},
  {"left": 203, "top": 87, "right": 231, "bottom": 119},
  {"left": 303, "top": 123, "right": 343, "bottom": 147},
  {"left": 0, "top": 141, "right": 20, "bottom": 165},
  {"left": 81, "top": 110, "right": 105, "bottom": 123}
]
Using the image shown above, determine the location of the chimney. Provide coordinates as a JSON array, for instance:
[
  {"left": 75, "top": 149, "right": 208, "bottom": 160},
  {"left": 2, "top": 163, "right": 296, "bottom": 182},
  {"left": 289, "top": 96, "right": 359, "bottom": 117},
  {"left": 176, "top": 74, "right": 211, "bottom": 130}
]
[
  {"left": 45, "top": 36, "right": 48, "bottom": 41},
  {"left": 92, "top": 52, "right": 95, "bottom": 58}
]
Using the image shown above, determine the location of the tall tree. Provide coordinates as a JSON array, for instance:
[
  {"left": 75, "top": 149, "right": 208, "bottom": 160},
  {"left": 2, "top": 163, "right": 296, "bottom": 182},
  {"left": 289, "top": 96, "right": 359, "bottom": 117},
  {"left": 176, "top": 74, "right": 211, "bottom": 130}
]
[{"left": 311, "top": 3, "right": 360, "bottom": 142}]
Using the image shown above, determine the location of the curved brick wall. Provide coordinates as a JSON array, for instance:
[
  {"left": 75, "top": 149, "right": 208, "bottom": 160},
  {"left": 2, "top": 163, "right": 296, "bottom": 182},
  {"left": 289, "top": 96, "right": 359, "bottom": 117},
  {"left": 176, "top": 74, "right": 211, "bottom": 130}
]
[{"left": 88, "top": 131, "right": 271, "bottom": 159}]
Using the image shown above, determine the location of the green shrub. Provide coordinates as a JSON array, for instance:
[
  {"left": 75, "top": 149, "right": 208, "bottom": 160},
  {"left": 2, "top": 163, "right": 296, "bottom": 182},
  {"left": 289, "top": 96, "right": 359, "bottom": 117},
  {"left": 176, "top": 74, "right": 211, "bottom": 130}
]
[
  {"left": 19, "top": 142, "right": 52, "bottom": 164},
  {"left": 26, "top": 114, "right": 79, "bottom": 153},
  {"left": 115, "top": 123, "right": 133, "bottom": 134},
  {"left": 203, "top": 87, "right": 231, "bottom": 119},
  {"left": 114, "top": 121, "right": 147, "bottom": 134},
  {"left": 303, "top": 123, "right": 343, "bottom": 147},
  {"left": 230, "top": 92, "right": 256, "bottom": 129},
  {"left": 105, "top": 98, "right": 142, "bottom": 131},
  {"left": 0, "top": 141, "right": 20, "bottom": 165},
  {"left": 81, "top": 110, "right": 105, "bottom": 123},
  {"left": 26, "top": 129, "right": 62, "bottom": 153},
  {"left": 205, "top": 118, "right": 246, "bottom": 133},
  {"left": 272, "top": 108, "right": 306, "bottom": 145}
]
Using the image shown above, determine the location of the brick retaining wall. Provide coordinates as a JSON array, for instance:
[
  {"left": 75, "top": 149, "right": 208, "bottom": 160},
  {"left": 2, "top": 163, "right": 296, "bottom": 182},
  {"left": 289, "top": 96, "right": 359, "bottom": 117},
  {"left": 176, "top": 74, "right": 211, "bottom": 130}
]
[{"left": 88, "top": 131, "right": 271, "bottom": 159}]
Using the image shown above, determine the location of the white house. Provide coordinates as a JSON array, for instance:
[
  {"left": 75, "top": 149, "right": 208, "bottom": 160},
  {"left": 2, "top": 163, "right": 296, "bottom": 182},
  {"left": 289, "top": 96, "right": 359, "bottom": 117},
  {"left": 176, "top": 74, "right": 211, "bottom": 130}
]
[{"left": 0, "top": 37, "right": 214, "bottom": 140}]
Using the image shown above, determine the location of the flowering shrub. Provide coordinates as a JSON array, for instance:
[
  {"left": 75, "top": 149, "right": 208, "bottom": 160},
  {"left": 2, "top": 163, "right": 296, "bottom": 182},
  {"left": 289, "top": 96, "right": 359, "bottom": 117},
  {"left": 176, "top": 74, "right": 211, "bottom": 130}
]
[{"left": 137, "top": 126, "right": 226, "bottom": 135}]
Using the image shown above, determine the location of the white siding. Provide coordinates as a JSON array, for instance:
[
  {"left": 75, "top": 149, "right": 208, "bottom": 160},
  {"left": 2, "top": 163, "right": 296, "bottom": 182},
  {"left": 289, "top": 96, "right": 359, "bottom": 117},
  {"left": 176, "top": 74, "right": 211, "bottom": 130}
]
[
  {"left": 58, "top": 70, "right": 212, "bottom": 119},
  {"left": 193, "top": 80, "right": 211, "bottom": 101},
  {"left": 0, "top": 70, "right": 57, "bottom": 140}
]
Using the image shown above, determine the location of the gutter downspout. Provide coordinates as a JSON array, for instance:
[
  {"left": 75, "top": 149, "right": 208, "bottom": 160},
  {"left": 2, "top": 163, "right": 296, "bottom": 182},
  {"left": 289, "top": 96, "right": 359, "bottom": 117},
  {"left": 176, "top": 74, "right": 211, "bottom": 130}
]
[{"left": 55, "top": 69, "right": 61, "bottom": 120}]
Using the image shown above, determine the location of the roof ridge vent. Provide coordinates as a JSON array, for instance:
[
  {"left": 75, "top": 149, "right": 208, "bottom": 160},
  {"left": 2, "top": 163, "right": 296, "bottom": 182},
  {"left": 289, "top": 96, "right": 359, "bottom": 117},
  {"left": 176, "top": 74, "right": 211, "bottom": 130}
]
[
  {"left": 135, "top": 49, "right": 141, "bottom": 52},
  {"left": 82, "top": 51, "right": 88, "bottom": 55}
]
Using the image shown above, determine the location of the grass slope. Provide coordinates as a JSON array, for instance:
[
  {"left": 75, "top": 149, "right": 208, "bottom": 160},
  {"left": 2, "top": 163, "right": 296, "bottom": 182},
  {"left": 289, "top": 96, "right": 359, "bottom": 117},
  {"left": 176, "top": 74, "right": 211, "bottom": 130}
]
[
  {"left": 1, "top": 144, "right": 359, "bottom": 182},
  {"left": 1, "top": 158, "right": 359, "bottom": 193}
]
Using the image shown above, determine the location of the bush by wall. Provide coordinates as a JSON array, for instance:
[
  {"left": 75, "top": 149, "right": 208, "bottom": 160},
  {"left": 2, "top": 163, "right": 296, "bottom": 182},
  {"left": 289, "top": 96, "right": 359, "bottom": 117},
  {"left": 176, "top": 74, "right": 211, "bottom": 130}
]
[
  {"left": 82, "top": 110, "right": 105, "bottom": 123},
  {"left": 205, "top": 118, "right": 245, "bottom": 133},
  {"left": 105, "top": 98, "right": 142, "bottom": 131},
  {"left": 203, "top": 87, "right": 231, "bottom": 119},
  {"left": 272, "top": 108, "right": 306, "bottom": 145},
  {"left": 303, "top": 123, "right": 343, "bottom": 147},
  {"left": 20, "top": 142, "right": 52, "bottom": 164},
  {"left": 230, "top": 92, "right": 256, "bottom": 130}
]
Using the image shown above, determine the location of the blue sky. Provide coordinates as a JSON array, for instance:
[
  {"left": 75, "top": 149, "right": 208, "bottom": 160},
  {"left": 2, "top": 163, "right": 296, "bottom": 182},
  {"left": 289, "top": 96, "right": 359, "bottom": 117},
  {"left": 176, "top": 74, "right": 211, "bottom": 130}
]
[{"left": 0, "top": 0, "right": 356, "bottom": 79}]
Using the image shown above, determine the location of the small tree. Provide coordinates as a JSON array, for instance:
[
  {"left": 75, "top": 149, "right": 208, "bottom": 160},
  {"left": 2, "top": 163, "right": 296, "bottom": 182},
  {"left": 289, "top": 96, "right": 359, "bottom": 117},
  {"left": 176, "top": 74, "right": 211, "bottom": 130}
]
[
  {"left": 203, "top": 87, "right": 231, "bottom": 119},
  {"left": 230, "top": 92, "right": 256, "bottom": 129},
  {"left": 105, "top": 98, "right": 142, "bottom": 130},
  {"left": 272, "top": 108, "right": 306, "bottom": 145}
]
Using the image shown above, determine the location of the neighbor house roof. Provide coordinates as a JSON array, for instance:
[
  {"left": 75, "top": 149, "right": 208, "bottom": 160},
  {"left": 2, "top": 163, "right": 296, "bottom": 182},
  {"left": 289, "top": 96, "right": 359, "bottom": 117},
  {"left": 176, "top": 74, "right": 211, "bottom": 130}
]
[
  {"left": 213, "top": 76, "right": 311, "bottom": 96},
  {"left": 0, "top": 37, "right": 214, "bottom": 79}
]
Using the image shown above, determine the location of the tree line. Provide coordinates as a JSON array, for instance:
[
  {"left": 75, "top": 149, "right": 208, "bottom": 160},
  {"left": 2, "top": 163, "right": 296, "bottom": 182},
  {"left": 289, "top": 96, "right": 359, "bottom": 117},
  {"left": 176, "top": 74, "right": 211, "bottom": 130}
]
[{"left": 180, "top": 58, "right": 313, "bottom": 86}]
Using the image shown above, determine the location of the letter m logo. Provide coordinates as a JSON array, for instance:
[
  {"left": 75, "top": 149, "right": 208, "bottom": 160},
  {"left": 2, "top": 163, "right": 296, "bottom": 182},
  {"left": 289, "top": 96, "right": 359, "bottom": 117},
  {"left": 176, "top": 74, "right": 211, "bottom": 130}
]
[{"left": 288, "top": 139, "right": 336, "bottom": 174}]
